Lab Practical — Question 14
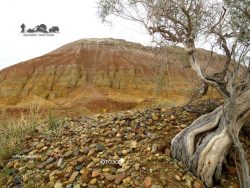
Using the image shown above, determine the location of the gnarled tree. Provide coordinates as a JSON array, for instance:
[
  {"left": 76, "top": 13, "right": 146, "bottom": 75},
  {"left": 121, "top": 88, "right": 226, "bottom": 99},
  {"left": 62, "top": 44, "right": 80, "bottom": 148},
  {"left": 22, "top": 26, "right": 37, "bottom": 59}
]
[{"left": 97, "top": 0, "right": 250, "bottom": 187}]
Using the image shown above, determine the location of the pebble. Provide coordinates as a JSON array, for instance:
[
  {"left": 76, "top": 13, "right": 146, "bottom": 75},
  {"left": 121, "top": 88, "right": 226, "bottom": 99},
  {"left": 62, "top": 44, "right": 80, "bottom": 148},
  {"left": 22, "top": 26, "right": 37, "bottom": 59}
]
[
  {"left": 102, "top": 168, "right": 110, "bottom": 172},
  {"left": 87, "top": 148, "right": 96, "bottom": 157},
  {"left": 122, "top": 150, "right": 128, "bottom": 155},
  {"left": 90, "top": 144, "right": 96, "bottom": 148},
  {"left": 161, "top": 109, "right": 166, "bottom": 113},
  {"left": 182, "top": 175, "right": 193, "bottom": 188},
  {"left": 114, "top": 172, "right": 126, "bottom": 184},
  {"left": 64, "top": 151, "right": 73, "bottom": 157},
  {"left": 180, "top": 124, "right": 187, "bottom": 128},
  {"left": 76, "top": 156, "right": 85, "bottom": 163},
  {"left": 175, "top": 174, "right": 182, "bottom": 181},
  {"left": 66, "top": 166, "right": 74, "bottom": 173},
  {"left": 73, "top": 184, "right": 81, "bottom": 188},
  {"left": 91, "top": 169, "right": 100, "bottom": 178},
  {"left": 46, "top": 157, "right": 55, "bottom": 164},
  {"left": 151, "top": 143, "right": 158, "bottom": 153},
  {"left": 116, "top": 133, "right": 122, "bottom": 138},
  {"left": 103, "top": 172, "right": 115, "bottom": 181},
  {"left": 144, "top": 177, "right": 153, "bottom": 188},
  {"left": 118, "top": 158, "right": 125, "bottom": 166},
  {"left": 69, "top": 171, "right": 79, "bottom": 182},
  {"left": 90, "top": 178, "right": 97, "bottom": 185},
  {"left": 54, "top": 182, "right": 63, "bottom": 188},
  {"left": 119, "top": 120, "right": 126, "bottom": 125},
  {"left": 127, "top": 141, "right": 137, "bottom": 149},
  {"left": 193, "top": 180, "right": 204, "bottom": 188},
  {"left": 159, "top": 177, "right": 167, "bottom": 186},
  {"left": 96, "top": 143, "right": 105, "bottom": 152},
  {"left": 36, "top": 142, "right": 45, "bottom": 149},
  {"left": 13, "top": 175, "right": 22, "bottom": 186},
  {"left": 88, "top": 185, "right": 98, "bottom": 188},
  {"left": 45, "top": 165, "right": 54, "bottom": 171},
  {"left": 81, "top": 168, "right": 91, "bottom": 183},
  {"left": 152, "top": 116, "right": 159, "bottom": 121},
  {"left": 57, "top": 158, "right": 64, "bottom": 167},
  {"left": 86, "top": 161, "right": 95, "bottom": 168},
  {"left": 122, "top": 177, "right": 132, "bottom": 184},
  {"left": 134, "top": 163, "right": 140, "bottom": 170},
  {"left": 75, "top": 164, "right": 83, "bottom": 171}
]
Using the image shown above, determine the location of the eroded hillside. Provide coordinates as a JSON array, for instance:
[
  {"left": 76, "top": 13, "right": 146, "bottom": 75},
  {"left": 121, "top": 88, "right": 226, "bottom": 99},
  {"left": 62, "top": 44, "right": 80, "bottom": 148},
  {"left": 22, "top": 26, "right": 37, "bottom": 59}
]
[{"left": 0, "top": 38, "right": 225, "bottom": 115}]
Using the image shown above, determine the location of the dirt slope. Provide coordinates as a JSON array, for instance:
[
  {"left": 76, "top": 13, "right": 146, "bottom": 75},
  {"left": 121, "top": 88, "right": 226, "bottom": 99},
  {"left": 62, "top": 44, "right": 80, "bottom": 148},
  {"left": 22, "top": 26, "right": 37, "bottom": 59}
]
[{"left": 0, "top": 38, "right": 225, "bottom": 115}]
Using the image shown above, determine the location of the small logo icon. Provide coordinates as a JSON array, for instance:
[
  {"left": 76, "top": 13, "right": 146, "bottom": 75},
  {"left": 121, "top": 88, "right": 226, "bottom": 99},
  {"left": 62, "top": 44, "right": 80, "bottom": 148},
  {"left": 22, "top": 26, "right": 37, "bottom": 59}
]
[
  {"left": 20, "top": 23, "right": 60, "bottom": 36},
  {"left": 20, "top": 23, "right": 25, "bottom": 33}
]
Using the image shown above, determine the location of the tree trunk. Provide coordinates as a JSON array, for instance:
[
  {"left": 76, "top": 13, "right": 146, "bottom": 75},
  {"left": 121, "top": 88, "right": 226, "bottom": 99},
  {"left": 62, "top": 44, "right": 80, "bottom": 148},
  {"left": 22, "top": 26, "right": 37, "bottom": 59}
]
[{"left": 171, "top": 90, "right": 250, "bottom": 187}]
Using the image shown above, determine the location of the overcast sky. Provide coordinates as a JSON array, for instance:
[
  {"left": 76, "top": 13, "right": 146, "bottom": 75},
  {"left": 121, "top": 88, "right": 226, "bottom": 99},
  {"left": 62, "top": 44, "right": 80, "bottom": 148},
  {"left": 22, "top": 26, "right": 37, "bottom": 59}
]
[{"left": 0, "top": 0, "right": 152, "bottom": 70}]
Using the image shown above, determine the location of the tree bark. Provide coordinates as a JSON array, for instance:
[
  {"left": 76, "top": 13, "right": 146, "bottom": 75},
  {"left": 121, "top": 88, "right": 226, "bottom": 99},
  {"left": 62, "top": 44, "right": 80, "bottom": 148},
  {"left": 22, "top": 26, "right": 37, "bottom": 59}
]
[{"left": 171, "top": 90, "right": 250, "bottom": 187}]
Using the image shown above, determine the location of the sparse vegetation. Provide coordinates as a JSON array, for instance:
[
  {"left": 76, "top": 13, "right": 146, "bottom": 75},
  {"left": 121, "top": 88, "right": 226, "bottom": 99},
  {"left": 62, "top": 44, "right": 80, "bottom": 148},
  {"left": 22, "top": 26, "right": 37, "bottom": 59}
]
[
  {"left": 0, "top": 106, "right": 41, "bottom": 160},
  {"left": 0, "top": 166, "right": 11, "bottom": 186},
  {"left": 150, "top": 99, "right": 178, "bottom": 109},
  {"left": 0, "top": 106, "right": 42, "bottom": 187},
  {"left": 47, "top": 111, "right": 60, "bottom": 130},
  {"left": 47, "top": 111, "right": 63, "bottom": 136},
  {"left": 0, "top": 108, "right": 65, "bottom": 187}
]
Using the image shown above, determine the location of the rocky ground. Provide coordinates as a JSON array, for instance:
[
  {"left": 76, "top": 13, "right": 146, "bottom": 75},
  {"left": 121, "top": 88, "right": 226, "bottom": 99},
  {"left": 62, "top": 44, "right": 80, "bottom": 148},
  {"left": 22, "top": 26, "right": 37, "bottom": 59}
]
[{"left": 0, "top": 99, "right": 248, "bottom": 188}]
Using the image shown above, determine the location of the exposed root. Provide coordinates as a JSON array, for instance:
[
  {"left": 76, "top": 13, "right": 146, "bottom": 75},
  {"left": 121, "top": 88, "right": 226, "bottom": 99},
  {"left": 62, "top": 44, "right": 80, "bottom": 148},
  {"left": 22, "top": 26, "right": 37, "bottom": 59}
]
[
  {"left": 197, "top": 129, "right": 231, "bottom": 187},
  {"left": 171, "top": 106, "right": 233, "bottom": 187},
  {"left": 186, "top": 110, "right": 223, "bottom": 157},
  {"left": 171, "top": 96, "right": 250, "bottom": 187},
  {"left": 171, "top": 106, "right": 223, "bottom": 164},
  {"left": 214, "top": 144, "right": 229, "bottom": 182}
]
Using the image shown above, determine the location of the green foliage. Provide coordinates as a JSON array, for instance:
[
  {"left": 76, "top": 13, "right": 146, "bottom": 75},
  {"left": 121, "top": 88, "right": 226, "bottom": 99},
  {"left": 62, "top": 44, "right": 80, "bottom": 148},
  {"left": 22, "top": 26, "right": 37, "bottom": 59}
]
[
  {"left": 46, "top": 111, "right": 64, "bottom": 139},
  {"left": 224, "top": 0, "right": 250, "bottom": 44},
  {"left": 0, "top": 167, "right": 11, "bottom": 176},
  {"left": 0, "top": 107, "right": 41, "bottom": 160},
  {"left": 47, "top": 111, "right": 61, "bottom": 131},
  {"left": 0, "top": 167, "right": 11, "bottom": 186}
]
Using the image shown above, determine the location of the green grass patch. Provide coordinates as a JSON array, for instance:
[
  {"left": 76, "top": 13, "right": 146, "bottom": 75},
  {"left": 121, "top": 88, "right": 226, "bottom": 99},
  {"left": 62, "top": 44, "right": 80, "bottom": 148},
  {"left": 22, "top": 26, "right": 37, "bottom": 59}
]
[{"left": 0, "top": 106, "right": 42, "bottom": 160}]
